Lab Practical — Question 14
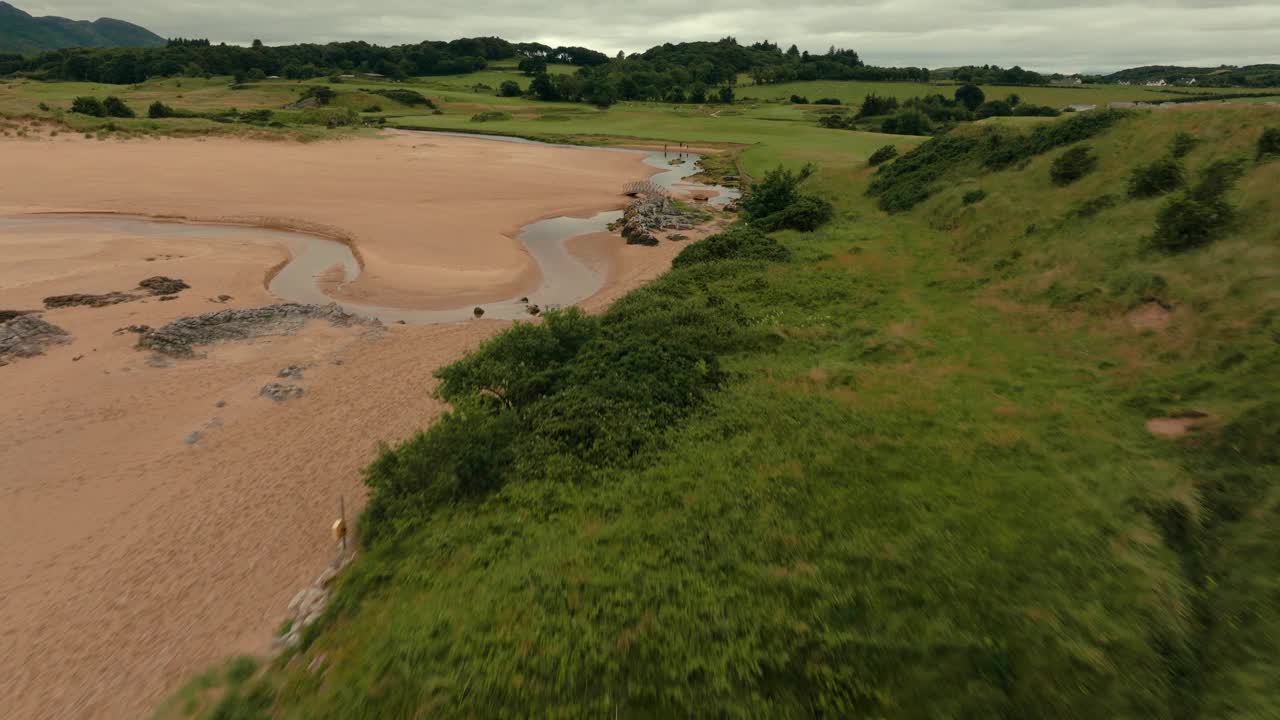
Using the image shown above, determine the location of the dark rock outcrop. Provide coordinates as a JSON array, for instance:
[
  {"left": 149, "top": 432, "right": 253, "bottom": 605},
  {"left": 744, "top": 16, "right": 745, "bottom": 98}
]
[
  {"left": 138, "top": 303, "right": 378, "bottom": 357},
  {"left": 1, "top": 314, "right": 70, "bottom": 362}
]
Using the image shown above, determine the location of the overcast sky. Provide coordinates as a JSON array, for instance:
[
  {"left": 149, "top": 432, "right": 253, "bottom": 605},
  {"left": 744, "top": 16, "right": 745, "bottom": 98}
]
[{"left": 20, "top": 0, "right": 1280, "bottom": 73}]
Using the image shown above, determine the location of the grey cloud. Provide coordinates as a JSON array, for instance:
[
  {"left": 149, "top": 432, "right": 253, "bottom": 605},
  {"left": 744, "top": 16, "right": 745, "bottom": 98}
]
[{"left": 21, "top": 0, "right": 1280, "bottom": 72}]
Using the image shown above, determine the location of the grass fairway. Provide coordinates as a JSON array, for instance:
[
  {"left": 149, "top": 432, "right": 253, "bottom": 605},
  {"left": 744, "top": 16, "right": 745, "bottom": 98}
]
[
  {"left": 163, "top": 104, "right": 1280, "bottom": 718},
  {"left": 735, "top": 76, "right": 1280, "bottom": 108}
]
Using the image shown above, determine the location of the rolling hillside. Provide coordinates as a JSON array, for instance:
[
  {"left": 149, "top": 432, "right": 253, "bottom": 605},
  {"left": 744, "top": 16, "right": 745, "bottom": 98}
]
[
  {"left": 160, "top": 105, "right": 1280, "bottom": 718},
  {"left": 0, "top": 1, "right": 163, "bottom": 54}
]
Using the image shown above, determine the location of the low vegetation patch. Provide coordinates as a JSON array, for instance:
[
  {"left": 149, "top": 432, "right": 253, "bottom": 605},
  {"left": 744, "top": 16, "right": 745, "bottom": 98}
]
[
  {"left": 739, "top": 164, "right": 834, "bottom": 231},
  {"left": 470, "top": 110, "right": 512, "bottom": 122},
  {"left": 867, "top": 144, "right": 898, "bottom": 166},
  {"left": 1259, "top": 127, "right": 1280, "bottom": 160},
  {"left": 1150, "top": 158, "right": 1246, "bottom": 252},
  {"left": 1049, "top": 144, "right": 1098, "bottom": 186},
  {"left": 1129, "top": 155, "right": 1185, "bottom": 197}
]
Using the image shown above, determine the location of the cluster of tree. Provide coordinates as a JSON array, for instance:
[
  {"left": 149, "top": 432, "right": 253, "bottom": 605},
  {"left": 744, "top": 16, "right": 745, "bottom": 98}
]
[
  {"left": 523, "top": 61, "right": 736, "bottom": 106},
  {"left": 513, "top": 43, "right": 610, "bottom": 67},
  {"left": 821, "top": 85, "right": 1060, "bottom": 136},
  {"left": 69, "top": 95, "right": 134, "bottom": 117},
  {"left": 1, "top": 36, "right": 519, "bottom": 84},
  {"left": 936, "top": 64, "right": 1048, "bottom": 85}
]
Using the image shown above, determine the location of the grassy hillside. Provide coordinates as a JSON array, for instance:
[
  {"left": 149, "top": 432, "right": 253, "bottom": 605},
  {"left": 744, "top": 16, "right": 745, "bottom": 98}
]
[
  {"left": 161, "top": 105, "right": 1279, "bottom": 718},
  {"left": 0, "top": 1, "right": 164, "bottom": 54}
]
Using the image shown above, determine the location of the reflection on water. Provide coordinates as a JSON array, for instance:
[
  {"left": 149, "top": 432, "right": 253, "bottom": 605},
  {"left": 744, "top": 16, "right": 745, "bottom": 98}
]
[{"left": 0, "top": 140, "right": 737, "bottom": 325}]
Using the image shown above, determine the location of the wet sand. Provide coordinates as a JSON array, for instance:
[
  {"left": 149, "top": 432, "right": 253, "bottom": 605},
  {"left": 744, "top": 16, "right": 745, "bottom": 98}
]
[{"left": 0, "top": 132, "right": 705, "bottom": 719}]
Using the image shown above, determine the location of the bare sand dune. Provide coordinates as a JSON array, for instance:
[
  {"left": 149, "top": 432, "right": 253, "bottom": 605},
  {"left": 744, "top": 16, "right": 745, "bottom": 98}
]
[{"left": 0, "top": 132, "right": 699, "bottom": 720}]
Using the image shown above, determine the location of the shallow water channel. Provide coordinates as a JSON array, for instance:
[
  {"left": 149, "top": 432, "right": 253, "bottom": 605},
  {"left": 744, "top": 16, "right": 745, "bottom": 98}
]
[{"left": 0, "top": 137, "right": 737, "bottom": 324}]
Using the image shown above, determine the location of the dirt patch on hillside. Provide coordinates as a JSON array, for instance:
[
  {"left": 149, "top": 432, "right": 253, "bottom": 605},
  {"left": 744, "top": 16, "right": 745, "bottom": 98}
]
[
  {"left": 1126, "top": 300, "right": 1172, "bottom": 332},
  {"left": 1147, "top": 411, "right": 1214, "bottom": 438}
]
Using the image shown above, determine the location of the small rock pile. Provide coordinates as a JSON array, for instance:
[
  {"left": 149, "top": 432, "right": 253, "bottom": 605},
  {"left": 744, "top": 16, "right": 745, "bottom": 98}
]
[
  {"left": 43, "top": 292, "right": 135, "bottom": 309},
  {"left": 138, "top": 276, "right": 190, "bottom": 296},
  {"left": 1, "top": 313, "right": 70, "bottom": 363},
  {"left": 260, "top": 382, "right": 304, "bottom": 401},
  {"left": 274, "top": 552, "right": 354, "bottom": 653},
  {"left": 138, "top": 303, "right": 379, "bottom": 357},
  {"left": 621, "top": 193, "right": 696, "bottom": 246}
]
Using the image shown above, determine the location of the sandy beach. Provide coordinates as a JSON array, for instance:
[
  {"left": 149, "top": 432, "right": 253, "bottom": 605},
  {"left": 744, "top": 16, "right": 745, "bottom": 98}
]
[{"left": 0, "top": 130, "right": 705, "bottom": 719}]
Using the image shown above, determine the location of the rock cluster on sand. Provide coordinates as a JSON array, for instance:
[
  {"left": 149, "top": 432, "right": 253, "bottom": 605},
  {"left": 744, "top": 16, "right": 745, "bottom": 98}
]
[
  {"left": 0, "top": 314, "right": 70, "bottom": 363},
  {"left": 43, "top": 276, "right": 191, "bottom": 309},
  {"left": 138, "top": 276, "right": 190, "bottom": 296},
  {"left": 43, "top": 291, "right": 135, "bottom": 309},
  {"left": 260, "top": 383, "right": 304, "bottom": 402},
  {"left": 137, "top": 303, "right": 379, "bottom": 357},
  {"left": 621, "top": 193, "right": 696, "bottom": 246},
  {"left": 274, "top": 552, "right": 355, "bottom": 653}
]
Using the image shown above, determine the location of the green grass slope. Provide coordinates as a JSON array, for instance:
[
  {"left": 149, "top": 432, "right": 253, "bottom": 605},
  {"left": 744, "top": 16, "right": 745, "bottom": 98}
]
[
  {"left": 0, "top": 1, "right": 164, "bottom": 54},
  {"left": 166, "top": 106, "right": 1279, "bottom": 719}
]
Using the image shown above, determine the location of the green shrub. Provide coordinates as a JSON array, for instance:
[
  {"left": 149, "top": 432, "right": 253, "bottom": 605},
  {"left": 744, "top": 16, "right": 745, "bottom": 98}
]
[
  {"left": 962, "top": 189, "right": 986, "bottom": 205},
  {"left": 1128, "top": 156, "right": 1185, "bottom": 197},
  {"left": 818, "top": 114, "right": 852, "bottom": 130},
  {"left": 881, "top": 109, "right": 932, "bottom": 136},
  {"left": 498, "top": 80, "right": 521, "bottom": 97},
  {"left": 985, "top": 109, "right": 1128, "bottom": 169},
  {"left": 789, "top": 94, "right": 809, "bottom": 104},
  {"left": 1170, "top": 132, "right": 1198, "bottom": 158},
  {"left": 70, "top": 96, "right": 106, "bottom": 117},
  {"left": 299, "top": 86, "right": 337, "bottom": 105},
  {"left": 147, "top": 101, "right": 174, "bottom": 119},
  {"left": 672, "top": 224, "right": 791, "bottom": 268},
  {"left": 368, "top": 88, "right": 435, "bottom": 107},
  {"left": 753, "top": 195, "right": 834, "bottom": 232},
  {"left": 107, "top": 101, "right": 135, "bottom": 119},
  {"left": 1050, "top": 145, "right": 1097, "bottom": 186},
  {"left": 868, "top": 144, "right": 898, "bottom": 166},
  {"left": 813, "top": 97, "right": 842, "bottom": 106},
  {"left": 361, "top": 104, "right": 383, "bottom": 113},
  {"left": 857, "top": 93, "right": 899, "bottom": 118},
  {"left": 470, "top": 110, "right": 511, "bottom": 122},
  {"left": 240, "top": 109, "right": 273, "bottom": 124},
  {"left": 1257, "top": 127, "right": 1280, "bottom": 160},
  {"left": 739, "top": 164, "right": 813, "bottom": 220},
  {"left": 1150, "top": 159, "right": 1245, "bottom": 252}
]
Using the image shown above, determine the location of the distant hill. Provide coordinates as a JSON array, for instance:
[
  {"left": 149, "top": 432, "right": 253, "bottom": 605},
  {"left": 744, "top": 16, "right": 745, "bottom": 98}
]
[
  {"left": 1099, "top": 63, "right": 1280, "bottom": 88},
  {"left": 0, "top": 1, "right": 164, "bottom": 54}
]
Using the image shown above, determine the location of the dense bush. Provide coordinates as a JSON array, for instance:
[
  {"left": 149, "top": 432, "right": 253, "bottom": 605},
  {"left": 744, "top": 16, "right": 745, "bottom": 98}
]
[
  {"left": 1259, "top": 127, "right": 1280, "bottom": 160},
  {"left": 789, "top": 94, "right": 809, "bottom": 104},
  {"left": 361, "top": 268, "right": 757, "bottom": 544},
  {"left": 240, "top": 109, "right": 274, "bottom": 124},
  {"left": 812, "top": 97, "right": 842, "bottom": 105},
  {"left": 754, "top": 195, "right": 835, "bottom": 231},
  {"left": 881, "top": 109, "right": 932, "bottom": 136},
  {"left": 147, "top": 101, "right": 174, "bottom": 118},
  {"left": 739, "top": 164, "right": 813, "bottom": 219},
  {"left": 102, "top": 96, "right": 135, "bottom": 118},
  {"left": 818, "top": 114, "right": 853, "bottom": 129},
  {"left": 976, "top": 100, "right": 1013, "bottom": 118},
  {"left": 1150, "top": 159, "right": 1245, "bottom": 252},
  {"left": 1049, "top": 145, "right": 1097, "bottom": 186},
  {"left": 1128, "top": 156, "right": 1185, "bottom": 197},
  {"left": 1170, "top": 131, "right": 1199, "bottom": 158},
  {"left": 498, "top": 80, "right": 521, "bottom": 97},
  {"left": 70, "top": 96, "right": 105, "bottom": 116},
  {"left": 470, "top": 110, "right": 511, "bottom": 122},
  {"left": 857, "top": 92, "right": 899, "bottom": 118},
  {"left": 955, "top": 83, "right": 985, "bottom": 111},
  {"left": 866, "top": 131, "right": 991, "bottom": 212},
  {"left": 671, "top": 224, "right": 791, "bottom": 267},
  {"left": 868, "top": 144, "right": 899, "bottom": 166},
  {"left": 984, "top": 109, "right": 1128, "bottom": 169},
  {"left": 962, "top": 188, "right": 987, "bottom": 205},
  {"left": 367, "top": 88, "right": 435, "bottom": 107}
]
